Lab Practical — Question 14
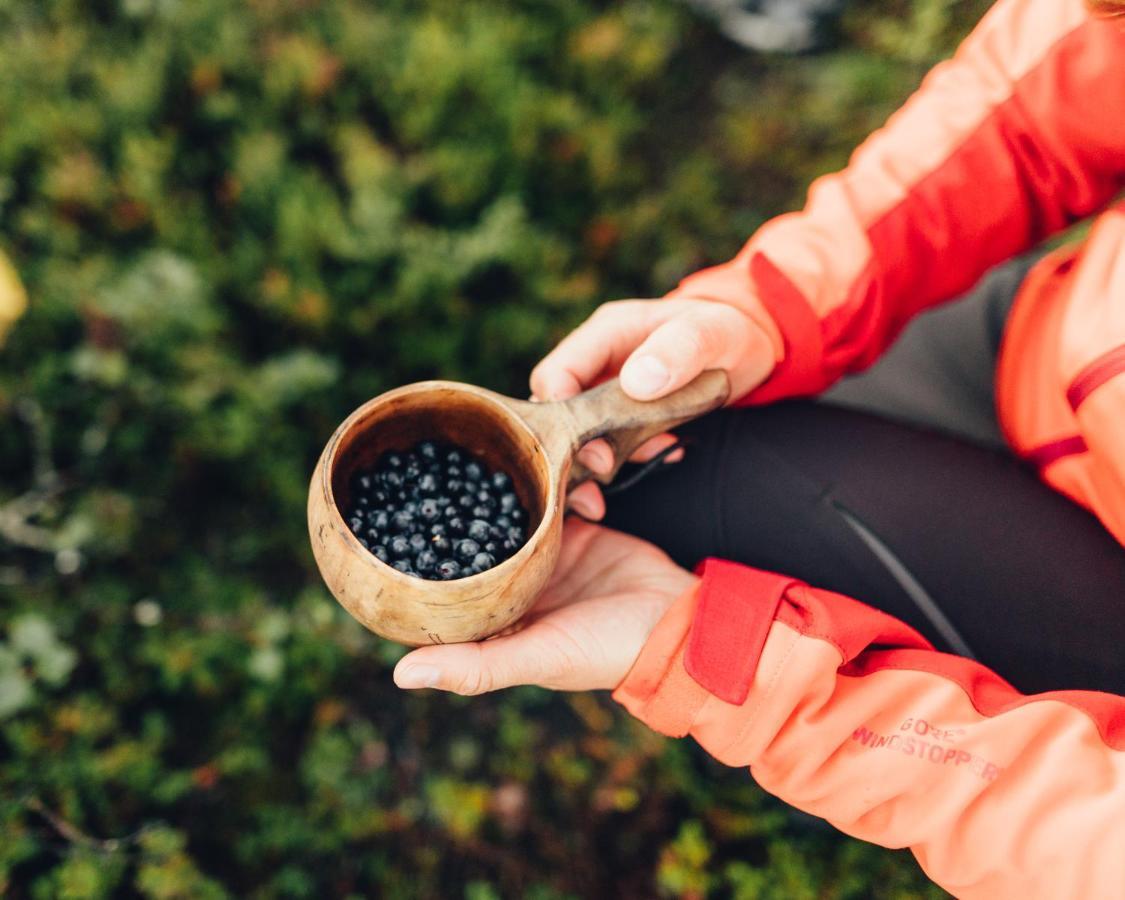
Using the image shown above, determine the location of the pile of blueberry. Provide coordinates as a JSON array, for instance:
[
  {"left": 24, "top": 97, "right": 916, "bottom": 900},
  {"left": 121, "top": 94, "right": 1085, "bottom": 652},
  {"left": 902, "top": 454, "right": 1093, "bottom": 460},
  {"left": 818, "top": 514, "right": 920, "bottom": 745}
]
[{"left": 343, "top": 440, "right": 530, "bottom": 580}]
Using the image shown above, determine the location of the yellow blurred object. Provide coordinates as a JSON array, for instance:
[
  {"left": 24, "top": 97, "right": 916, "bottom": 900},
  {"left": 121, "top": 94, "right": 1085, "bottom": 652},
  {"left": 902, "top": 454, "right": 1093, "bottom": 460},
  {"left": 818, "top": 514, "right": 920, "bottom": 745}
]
[{"left": 0, "top": 249, "right": 27, "bottom": 345}]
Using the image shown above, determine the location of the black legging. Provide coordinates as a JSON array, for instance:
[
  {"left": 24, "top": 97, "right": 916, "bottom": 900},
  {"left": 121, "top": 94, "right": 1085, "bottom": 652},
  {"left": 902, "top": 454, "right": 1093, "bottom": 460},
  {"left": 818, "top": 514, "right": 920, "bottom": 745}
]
[{"left": 604, "top": 258, "right": 1125, "bottom": 696}]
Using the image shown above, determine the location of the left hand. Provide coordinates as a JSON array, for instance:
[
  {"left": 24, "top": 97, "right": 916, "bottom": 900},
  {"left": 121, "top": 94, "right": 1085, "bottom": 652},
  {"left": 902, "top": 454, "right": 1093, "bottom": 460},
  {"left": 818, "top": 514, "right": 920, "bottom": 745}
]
[{"left": 394, "top": 519, "right": 698, "bottom": 694}]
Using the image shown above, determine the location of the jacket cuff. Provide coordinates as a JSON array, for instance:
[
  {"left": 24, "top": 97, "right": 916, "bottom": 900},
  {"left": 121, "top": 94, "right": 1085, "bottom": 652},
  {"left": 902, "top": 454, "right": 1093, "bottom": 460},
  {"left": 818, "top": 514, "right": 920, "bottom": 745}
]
[
  {"left": 611, "top": 580, "right": 708, "bottom": 738},
  {"left": 612, "top": 559, "right": 796, "bottom": 736},
  {"left": 739, "top": 253, "right": 830, "bottom": 404}
]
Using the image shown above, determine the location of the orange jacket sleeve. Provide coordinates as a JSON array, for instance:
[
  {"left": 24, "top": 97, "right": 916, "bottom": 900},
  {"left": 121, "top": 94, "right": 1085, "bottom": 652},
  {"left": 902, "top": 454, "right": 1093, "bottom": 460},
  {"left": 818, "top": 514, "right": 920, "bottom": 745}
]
[
  {"left": 614, "top": 559, "right": 1125, "bottom": 899},
  {"left": 670, "top": 0, "right": 1125, "bottom": 403}
]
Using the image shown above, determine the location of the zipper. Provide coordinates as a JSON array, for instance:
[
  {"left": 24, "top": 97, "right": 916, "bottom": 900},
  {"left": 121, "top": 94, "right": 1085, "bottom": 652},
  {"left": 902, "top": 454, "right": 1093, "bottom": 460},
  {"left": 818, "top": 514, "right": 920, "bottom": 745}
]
[{"left": 1067, "top": 344, "right": 1125, "bottom": 411}]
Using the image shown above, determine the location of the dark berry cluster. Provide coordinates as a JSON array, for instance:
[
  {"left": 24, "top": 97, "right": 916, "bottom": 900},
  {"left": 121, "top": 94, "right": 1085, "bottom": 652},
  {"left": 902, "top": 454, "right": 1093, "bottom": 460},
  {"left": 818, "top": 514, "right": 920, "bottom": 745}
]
[{"left": 344, "top": 440, "right": 530, "bottom": 580}]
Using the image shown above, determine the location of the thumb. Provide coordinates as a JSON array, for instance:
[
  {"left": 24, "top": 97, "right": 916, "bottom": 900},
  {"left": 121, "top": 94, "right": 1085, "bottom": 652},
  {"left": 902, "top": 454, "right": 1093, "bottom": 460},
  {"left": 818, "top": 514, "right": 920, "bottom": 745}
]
[
  {"left": 618, "top": 302, "right": 767, "bottom": 400},
  {"left": 393, "top": 627, "right": 569, "bottom": 695}
]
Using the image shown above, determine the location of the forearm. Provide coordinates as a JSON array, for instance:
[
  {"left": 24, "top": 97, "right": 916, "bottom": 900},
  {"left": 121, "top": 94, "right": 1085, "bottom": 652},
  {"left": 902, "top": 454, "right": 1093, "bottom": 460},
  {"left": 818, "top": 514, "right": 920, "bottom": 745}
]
[
  {"left": 670, "top": 0, "right": 1125, "bottom": 403},
  {"left": 614, "top": 559, "right": 1125, "bottom": 898}
]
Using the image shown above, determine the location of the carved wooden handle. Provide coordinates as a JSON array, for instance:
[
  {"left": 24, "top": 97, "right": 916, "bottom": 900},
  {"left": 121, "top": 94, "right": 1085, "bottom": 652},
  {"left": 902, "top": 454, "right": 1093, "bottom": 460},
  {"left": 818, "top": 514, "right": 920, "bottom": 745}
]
[{"left": 557, "top": 369, "right": 730, "bottom": 489}]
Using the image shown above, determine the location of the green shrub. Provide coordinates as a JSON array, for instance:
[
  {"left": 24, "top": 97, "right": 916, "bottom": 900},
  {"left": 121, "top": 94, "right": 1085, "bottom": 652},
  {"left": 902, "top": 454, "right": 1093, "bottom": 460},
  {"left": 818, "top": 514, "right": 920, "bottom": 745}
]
[{"left": 0, "top": 0, "right": 984, "bottom": 895}]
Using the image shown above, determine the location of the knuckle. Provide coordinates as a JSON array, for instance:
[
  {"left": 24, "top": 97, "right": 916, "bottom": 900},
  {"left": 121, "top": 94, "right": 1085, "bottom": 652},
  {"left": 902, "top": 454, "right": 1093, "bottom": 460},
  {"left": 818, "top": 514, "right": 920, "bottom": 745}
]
[
  {"left": 589, "top": 301, "right": 620, "bottom": 323},
  {"left": 677, "top": 320, "right": 713, "bottom": 362},
  {"left": 592, "top": 299, "right": 638, "bottom": 322},
  {"left": 452, "top": 646, "right": 496, "bottom": 696},
  {"left": 454, "top": 666, "right": 494, "bottom": 696},
  {"left": 684, "top": 310, "right": 731, "bottom": 360}
]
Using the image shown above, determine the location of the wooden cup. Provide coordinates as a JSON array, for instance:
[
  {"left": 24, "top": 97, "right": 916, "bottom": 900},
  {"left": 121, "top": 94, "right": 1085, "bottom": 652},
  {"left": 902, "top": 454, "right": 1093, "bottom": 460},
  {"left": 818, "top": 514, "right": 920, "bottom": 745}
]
[{"left": 307, "top": 370, "right": 730, "bottom": 646}]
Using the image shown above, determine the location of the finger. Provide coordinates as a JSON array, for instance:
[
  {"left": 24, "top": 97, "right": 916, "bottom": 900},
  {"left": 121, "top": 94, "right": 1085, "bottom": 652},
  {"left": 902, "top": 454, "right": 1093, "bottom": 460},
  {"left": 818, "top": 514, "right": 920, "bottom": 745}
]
[
  {"left": 618, "top": 302, "right": 755, "bottom": 400},
  {"left": 529, "top": 365, "right": 583, "bottom": 402},
  {"left": 566, "top": 481, "right": 605, "bottom": 521},
  {"left": 394, "top": 626, "right": 575, "bottom": 695},
  {"left": 530, "top": 300, "right": 685, "bottom": 400},
  {"left": 576, "top": 439, "right": 613, "bottom": 475},
  {"left": 628, "top": 432, "right": 679, "bottom": 463}
]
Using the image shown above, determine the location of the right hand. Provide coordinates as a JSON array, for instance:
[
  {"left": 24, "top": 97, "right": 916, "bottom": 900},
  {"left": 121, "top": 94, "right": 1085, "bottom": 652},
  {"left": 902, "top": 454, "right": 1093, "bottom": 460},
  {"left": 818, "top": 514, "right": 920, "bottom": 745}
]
[{"left": 531, "top": 297, "right": 778, "bottom": 520}]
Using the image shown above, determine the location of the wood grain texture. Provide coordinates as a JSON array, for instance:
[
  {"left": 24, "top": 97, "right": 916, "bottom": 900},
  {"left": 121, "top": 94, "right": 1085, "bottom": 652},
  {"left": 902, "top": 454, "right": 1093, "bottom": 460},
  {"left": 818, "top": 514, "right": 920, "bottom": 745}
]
[{"left": 308, "top": 371, "right": 729, "bottom": 645}]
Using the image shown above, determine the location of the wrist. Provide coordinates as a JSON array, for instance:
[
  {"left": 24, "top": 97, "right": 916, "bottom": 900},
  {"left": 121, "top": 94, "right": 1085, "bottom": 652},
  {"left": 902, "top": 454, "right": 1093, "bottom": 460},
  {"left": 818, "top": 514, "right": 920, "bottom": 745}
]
[{"left": 615, "top": 571, "right": 700, "bottom": 692}]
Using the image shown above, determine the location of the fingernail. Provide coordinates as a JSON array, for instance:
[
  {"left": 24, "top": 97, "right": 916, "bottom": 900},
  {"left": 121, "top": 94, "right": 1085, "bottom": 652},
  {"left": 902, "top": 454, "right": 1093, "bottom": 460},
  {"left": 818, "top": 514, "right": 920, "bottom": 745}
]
[
  {"left": 396, "top": 665, "right": 441, "bottom": 689},
  {"left": 621, "top": 355, "right": 669, "bottom": 398}
]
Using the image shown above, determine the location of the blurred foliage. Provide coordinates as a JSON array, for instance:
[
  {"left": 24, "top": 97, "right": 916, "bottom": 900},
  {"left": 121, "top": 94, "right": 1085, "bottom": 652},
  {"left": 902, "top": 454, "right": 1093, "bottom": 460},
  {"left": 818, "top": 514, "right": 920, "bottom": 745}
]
[{"left": 0, "top": 0, "right": 987, "bottom": 896}]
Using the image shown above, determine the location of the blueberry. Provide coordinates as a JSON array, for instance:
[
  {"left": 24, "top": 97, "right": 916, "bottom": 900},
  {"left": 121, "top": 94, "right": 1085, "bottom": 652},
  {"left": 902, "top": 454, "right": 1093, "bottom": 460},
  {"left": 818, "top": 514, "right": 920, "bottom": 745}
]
[
  {"left": 359, "top": 537, "right": 371, "bottom": 550},
  {"left": 436, "top": 559, "right": 461, "bottom": 580},
  {"left": 467, "top": 519, "right": 491, "bottom": 542},
  {"left": 349, "top": 439, "right": 525, "bottom": 574},
  {"left": 392, "top": 558, "right": 416, "bottom": 576},
  {"left": 416, "top": 549, "right": 438, "bottom": 573},
  {"left": 471, "top": 551, "right": 495, "bottom": 571},
  {"left": 456, "top": 539, "right": 481, "bottom": 561}
]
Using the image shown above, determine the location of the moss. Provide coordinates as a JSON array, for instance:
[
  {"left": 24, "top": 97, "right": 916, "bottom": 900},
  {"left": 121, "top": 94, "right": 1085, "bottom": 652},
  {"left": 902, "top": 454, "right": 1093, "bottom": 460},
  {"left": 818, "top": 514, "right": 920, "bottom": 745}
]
[{"left": 0, "top": 0, "right": 985, "bottom": 895}]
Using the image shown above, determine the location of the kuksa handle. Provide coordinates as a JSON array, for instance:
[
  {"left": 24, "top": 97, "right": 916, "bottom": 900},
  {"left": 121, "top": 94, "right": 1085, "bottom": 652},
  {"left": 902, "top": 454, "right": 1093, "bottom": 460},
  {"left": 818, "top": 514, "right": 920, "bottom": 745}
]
[{"left": 559, "top": 369, "right": 730, "bottom": 489}]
